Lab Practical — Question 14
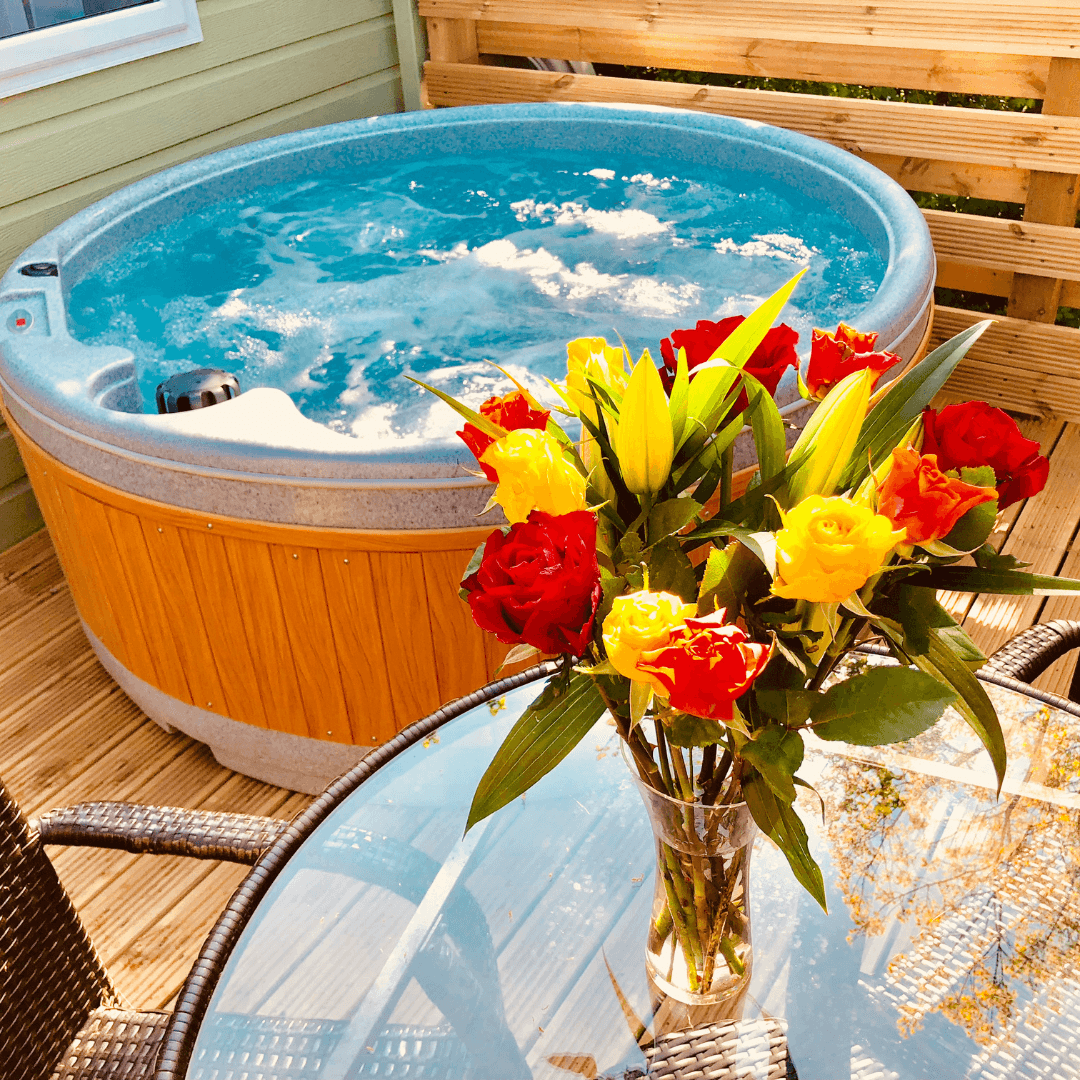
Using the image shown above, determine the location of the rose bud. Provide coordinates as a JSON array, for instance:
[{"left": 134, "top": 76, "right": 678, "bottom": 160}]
[
  {"left": 458, "top": 390, "right": 550, "bottom": 482},
  {"left": 921, "top": 401, "right": 1049, "bottom": 509},
  {"left": 638, "top": 610, "right": 771, "bottom": 723},
  {"left": 805, "top": 323, "right": 900, "bottom": 401},
  {"left": 462, "top": 510, "right": 601, "bottom": 656},
  {"left": 877, "top": 447, "right": 997, "bottom": 546}
]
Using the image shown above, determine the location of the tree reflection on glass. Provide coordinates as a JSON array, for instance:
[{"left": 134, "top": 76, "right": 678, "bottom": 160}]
[{"left": 818, "top": 698, "right": 1080, "bottom": 1050}]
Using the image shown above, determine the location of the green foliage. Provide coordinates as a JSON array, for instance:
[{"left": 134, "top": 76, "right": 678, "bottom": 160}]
[{"left": 811, "top": 667, "right": 957, "bottom": 746}]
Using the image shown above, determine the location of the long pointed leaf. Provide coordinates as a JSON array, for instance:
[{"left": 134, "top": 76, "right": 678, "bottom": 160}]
[
  {"left": 708, "top": 268, "right": 807, "bottom": 369},
  {"left": 466, "top": 674, "right": 606, "bottom": 830},
  {"left": 838, "top": 321, "right": 991, "bottom": 490},
  {"left": 669, "top": 346, "right": 690, "bottom": 448},
  {"left": 909, "top": 565, "right": 1080, "bottom": 596},
  {"left": 406, "top": 376, "right": 508, "bottom": 439}
]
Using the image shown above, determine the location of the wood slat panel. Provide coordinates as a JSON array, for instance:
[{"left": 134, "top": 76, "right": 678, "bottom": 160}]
[
  {"left": 1, "top": 18, "right": 398, "bottom": 211},
  {"left": 139, "top": 521, "right": 230, "bottom": 721},
  {"left": 318, "top": 551, "right": 398, "bottom": 747},
  {"left": 177, "top": 528, "right": 270, "bottom": 728},
  {"left": 476, "top": 24, "right": 1051, "bottom": 98},
  {"left": 866, "top": 156, "right": 1028, "bottom": 203},
  {"left": 421, "top": 548, "right": 492, "bottom": 704},
  {"left": 423, "top": 63, "right": 1080, "bottom": 174},
  {"left": 370, "top": 552, "right": 444, "bottom": 726},
  {"left": 0, "top": 72, "right": 403, "bottom": 281},
  {"left": 0, "top": 0, "right": 394, "bottom": 136},
  {"left": 269, "top": 546, "right": 351, "bottom": 743},
  {"left": 103, "top": 505, "right": 193, "bottom": 707},
  {"left": 925, "top": 209, "right": 1080, "bottom": 281},
  {"left": 934, "top": 306, "right": 1080, "bottom": 420},
  {"left": 936, "top": 264, "right": 1080, "bottom": 307},
  {"left": 421, "top": 1, "right": 1080, "bottom": 57},
  {"left": 221, "top": 537, "right": 309, "bottom": 738}
]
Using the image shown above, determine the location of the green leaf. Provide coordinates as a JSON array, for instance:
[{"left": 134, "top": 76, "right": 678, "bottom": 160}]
[
  {"left": 811, "top": 667, "right": 956, "bottom": 745},
  {"left": 907, "top": 627, "right": 1006, "bottom": 793},
  {"left": 666, "top": 712, "right": 728, "bottom": 747},
  {"left": 974, "top": 545, "right": 1031, "bottom": 572},
  {"left": 909, "top": 565, "right": 1080, "bottom": 596},
  {"left": 630, "top": 679, "right": 652, "bottom": 730},
  {"left": 706, "top": 268, "right": 807, "bottom": 369},
  {"left": 744, "top": 377, "right": 787, "bottom": 488},
  {"left": 892, "top": 584, "right": 986, "bottom": 669},
  {"left": 743, "top": 772, "right": 827, "bottom": 912},
  {"left": 668, "top": 346, "right": 690, "bottom": 448},
  {"left": 960, "top": 465, "right": 997, "bottom": 488},
  {"left": 726, "top": 528, "right": 777, "bottom": 579},
  {"left": 647, "top": 536, "right": 698, "bottom": 603},
  {"left": 940, "top": 495, "right": 998, "bottom": 553},
  {"left": 838, "top": 321, "right": 991, "bottom": 490},
  {"left": 738, "top": 724, "right": 805, "bottom": 803},
  {"left": 647, "top": 497, "right": 703, "bottom": 547},
  {"left": 681, "top": 366, "right": 741, "bottom": 453},
  {"left": 406, "top": 376, "right": 508, "bottom": 439},
  {"left": 466, "top": 673, "right": 606, "bottom": 830},
  {"left": 756, "top": 688, "right": 819, "bottom": 726},
  {"left": 458, "top": 539, "right": 493, "bottom": 600}
]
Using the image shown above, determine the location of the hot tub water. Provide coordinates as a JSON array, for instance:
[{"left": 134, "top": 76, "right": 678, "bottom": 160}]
[{"left": 66, "top": 152, "right": 885, "bottom": 446}]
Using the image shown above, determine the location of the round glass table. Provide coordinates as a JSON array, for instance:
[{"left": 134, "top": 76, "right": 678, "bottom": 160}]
[{"left": 166, "top": 662, "right": 1080, "bottom": 1080}]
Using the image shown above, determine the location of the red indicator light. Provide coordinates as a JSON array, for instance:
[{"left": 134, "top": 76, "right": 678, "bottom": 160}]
[{"left": 15, "top": 318, "right": 26, "bottom": 327}]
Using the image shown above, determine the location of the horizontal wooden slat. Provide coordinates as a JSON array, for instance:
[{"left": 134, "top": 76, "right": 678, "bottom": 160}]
[
  {"left": 422, "top": 1, "right": 1080, "bottom": 58},
  {"left": 423, "top": 63, "right": 1080, "bottom": 174},
  {"left": 0, "top": 71, "right": 402, "bottom": 285},
  {"left": 0, "top": 17, "right": 398, "bottom": 212},
  {"left": 935, "top": 264, "right": 1080, "bottom": 307},
  {"left": 477, "top": 24, "right": 1051, "bottom": 98},
  {"left": 0, "top": 0, "right": 393, "bottom": 136},
  {"left": 935, "top": 305, "right": 1080, "bottom": 419},
  {"left": 864, "top": 155, "right": 1028, "bottom": 203},
  {"left": 925, "top": 209, "right": 1080, "bottom": 281}
]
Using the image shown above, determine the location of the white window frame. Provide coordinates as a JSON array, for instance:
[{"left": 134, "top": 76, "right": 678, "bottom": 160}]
[{"left": 0, "top": 0, "right": 202, "bottom": 99}]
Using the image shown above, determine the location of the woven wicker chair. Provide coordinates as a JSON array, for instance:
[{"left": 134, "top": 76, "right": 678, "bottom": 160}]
[
  {"left": 984, "top": 620, "right": 1080, "bottom": 702},
  {"left": 0, "top": 779, "right": 287, "bottom": 1080}
]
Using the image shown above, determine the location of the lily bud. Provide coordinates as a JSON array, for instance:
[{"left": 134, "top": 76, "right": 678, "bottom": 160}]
[
  {"left": 787, "top": 366, "right": 874, "bottom": 505},
  {"left": 616, "top": 349, "right": 675, "bottom": 495}
]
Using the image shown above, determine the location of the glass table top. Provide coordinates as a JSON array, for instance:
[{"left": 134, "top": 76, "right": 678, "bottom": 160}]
[{"left": 186, "top": 666, "right": 1080, "bottom": 1080}]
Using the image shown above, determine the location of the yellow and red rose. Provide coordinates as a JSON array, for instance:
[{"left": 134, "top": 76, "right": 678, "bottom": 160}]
[
  {"left": 602, "top": 590, "right": 695, "bottom": 691},
  {"left": 458, "top": 390, "right": 550, "bottom": 482},
  {"left": 482, "top": 428, "right": 587, "bottom": 523},
  {"left": 805, "top": 323, "right": 900, "bottom": 401}
]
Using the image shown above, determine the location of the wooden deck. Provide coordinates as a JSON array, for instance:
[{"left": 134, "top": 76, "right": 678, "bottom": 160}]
[
  {"left": 2, "top": 408, "right": 1078, "bottom": 1010},
  {"left": 0, "top": 528, "right": 311, "bottom": 1010}
]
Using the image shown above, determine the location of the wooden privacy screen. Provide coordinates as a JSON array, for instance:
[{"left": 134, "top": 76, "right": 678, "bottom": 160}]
[
  {"left": 6, "top": 417, "right": 508, "bottom": 747},
  {"left": 419, "top": 0, "right": 1080, "bottom": 421}
]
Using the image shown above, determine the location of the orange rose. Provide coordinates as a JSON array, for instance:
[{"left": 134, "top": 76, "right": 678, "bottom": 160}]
[
  {"left": 639, "top": 610, "right": 771, "bottom": 723},
  {"left": 877, "top": 447, "right": 997, "bottom": 546}
]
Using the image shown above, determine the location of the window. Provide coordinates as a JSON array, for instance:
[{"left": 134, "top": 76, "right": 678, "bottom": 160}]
[{"left": 0, "top": 0, "right": 202, "bottom": 98}]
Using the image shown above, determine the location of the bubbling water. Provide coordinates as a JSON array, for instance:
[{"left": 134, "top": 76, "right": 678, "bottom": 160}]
[{"left": 66, "top": 153, "right": 884, "bottom": 451}]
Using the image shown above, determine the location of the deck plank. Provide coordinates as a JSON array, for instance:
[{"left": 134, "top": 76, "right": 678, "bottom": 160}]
[{"left": 0, "top": 529, "right": 312, "bottom": 1009}]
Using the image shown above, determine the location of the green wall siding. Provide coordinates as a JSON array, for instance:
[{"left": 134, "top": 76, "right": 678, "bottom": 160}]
[{"left": 1, "top": 0, "right": 409, "bottom": 551}]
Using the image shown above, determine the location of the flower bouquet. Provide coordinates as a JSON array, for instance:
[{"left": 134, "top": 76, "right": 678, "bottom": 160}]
[{"left": 413, "top": 268, "right": 1076, "bottom": 1026}]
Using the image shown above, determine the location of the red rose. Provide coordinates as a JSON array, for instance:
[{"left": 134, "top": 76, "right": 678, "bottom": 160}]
[
  {"left": 461, "top": 510, "right": 601, "bottom": 655},
  {"left": 805, "top": 323, "right": 900, "bottom": 400},
  {"left": 638, "top": 610, "right": 771, "bottom": 723},
  {"left": 458, "top": 391, "right": 550, "bottom": 482},
  {"left": 921, "top": 401, "right": 1049, "bottom": 509},
  {"left": 658, "top": 317, "right": 798, "bottom": 418},
  {"left": 877, "top": 447, "right": 997, "bottom": 546}
]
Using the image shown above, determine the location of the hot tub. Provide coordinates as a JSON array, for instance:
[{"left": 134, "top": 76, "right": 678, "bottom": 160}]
[{"left": 0, "top": 103, "right": 934, "bottom": 793}]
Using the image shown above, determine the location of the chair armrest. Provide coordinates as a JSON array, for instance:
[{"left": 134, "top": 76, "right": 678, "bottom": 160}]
[
  {"left": 984, "top": 620, "right": 1080, "bottom": 685},
  {"left": 28, "top": 802, "right": 289, "bottom": 864}
]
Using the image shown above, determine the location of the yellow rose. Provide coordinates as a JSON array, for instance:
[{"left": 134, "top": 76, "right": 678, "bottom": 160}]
[
  {"left": 772, "top": 495, "right": 907, "bottom": 603},
  {"left": 602, "top": 590, "right": 696, "bottom": 690},
  {"left": 482, "top": 428, "right": 587, "bottom": 524}
]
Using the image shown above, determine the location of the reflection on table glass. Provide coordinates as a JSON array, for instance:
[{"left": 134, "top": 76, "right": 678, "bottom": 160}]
[{"left": 186, "top": 666, "right": 1080, "bottom": 1079}]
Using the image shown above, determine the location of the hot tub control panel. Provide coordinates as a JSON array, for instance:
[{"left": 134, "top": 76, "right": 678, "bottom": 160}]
[{"left": 4, "top": 297, "right": 49, "bottom": 337}]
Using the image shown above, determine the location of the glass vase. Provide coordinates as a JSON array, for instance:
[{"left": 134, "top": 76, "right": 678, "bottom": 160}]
[{"left": 628, "top": 768, "right": 757, "bottom": 1033}]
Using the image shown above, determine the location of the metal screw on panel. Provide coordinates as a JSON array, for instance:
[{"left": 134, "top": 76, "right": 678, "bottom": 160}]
[
  {"left": 344, "top": 558, "right": 350, "bottom": 564},
  {"left": 293, "top": 553, "right": 298, "bottom": 559},
  {"left": 157, "top": 527, "right": 163, "bottom": 533},
  {"left": 207, "top": 702, "right": 213, "bottom": 708},
  {"left": 207, "top": 523, "right": 213, "bottom": 529}
]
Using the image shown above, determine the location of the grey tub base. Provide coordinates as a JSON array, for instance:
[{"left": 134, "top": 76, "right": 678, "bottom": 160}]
[{"left": 84, "top": 624, "right": 368, "bottom": 795}]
